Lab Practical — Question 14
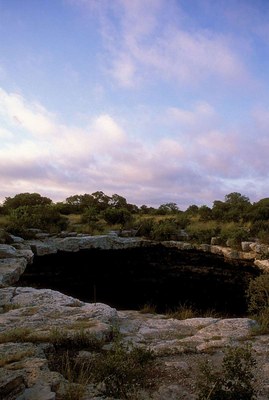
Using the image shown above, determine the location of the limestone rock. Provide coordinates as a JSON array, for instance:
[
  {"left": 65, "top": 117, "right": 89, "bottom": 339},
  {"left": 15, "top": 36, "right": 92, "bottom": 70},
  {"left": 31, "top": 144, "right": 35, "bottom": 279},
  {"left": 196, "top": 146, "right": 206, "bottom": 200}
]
[
  {"left": 0, "top": 244, "right": 18, "bottom": 259},
  {"left": 0, "top": 258, "right": 28, "bottom": 288}
]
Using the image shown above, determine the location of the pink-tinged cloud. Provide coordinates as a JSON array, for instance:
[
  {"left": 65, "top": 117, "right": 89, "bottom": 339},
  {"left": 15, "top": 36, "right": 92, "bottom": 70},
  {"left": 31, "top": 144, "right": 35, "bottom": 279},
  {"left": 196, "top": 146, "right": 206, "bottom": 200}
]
[
  {"left": 86, "top": 0, "right": 249, "bottom": 88},
  {"left": 1, "top": 85, "right": 269, "bottom": 208}
]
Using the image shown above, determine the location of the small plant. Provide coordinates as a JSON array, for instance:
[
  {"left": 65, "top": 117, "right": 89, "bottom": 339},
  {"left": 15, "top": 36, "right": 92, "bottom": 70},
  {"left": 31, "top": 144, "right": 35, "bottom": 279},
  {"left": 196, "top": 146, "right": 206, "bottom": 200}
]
[
  {"left": 0, "top": 327, "right": 32, "bottom": 343},
  {"left": 92, "top": 340, "right": 155, "bottom": 398},
  {"left": 166, "top": 303, "right": 197, "bottom": 320},
  {"left": 139, "top": 303, "right": 157, "bottom": 314},
  {"left": 246, "top": 274, "right": 269, "bottom": 335},
  {"left": 58, "top": 351, "right": 91, "bottom": 400},
  {"left": 1, "top": 303, "right": 20, "bottom": 313},
  {"left": 49, "top": 338, "right": 156, "bottom": 399},
  {"left": 0, "top": 349, "right": 35, "bottom": 367},
  {"left": 246, "top": 274, "right": 269, "bottom": 315},
  {"left": 196, "top": 344, "right": 257, "bottom": 400},
  {"left": 49, "top": 327, "right": 104, "bottom": 351}
]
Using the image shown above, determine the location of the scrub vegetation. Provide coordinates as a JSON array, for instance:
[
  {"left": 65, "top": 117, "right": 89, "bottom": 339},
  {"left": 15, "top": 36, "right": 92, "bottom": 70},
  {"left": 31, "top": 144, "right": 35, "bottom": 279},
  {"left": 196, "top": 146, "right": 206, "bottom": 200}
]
[{"left": 0, "top": 191, "right": 268, "bottom": 247}]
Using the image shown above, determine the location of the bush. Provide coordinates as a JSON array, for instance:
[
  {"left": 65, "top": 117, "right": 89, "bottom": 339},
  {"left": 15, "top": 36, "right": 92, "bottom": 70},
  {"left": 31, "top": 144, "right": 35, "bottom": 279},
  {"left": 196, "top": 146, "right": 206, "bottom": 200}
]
[
  {"left": 7, "top": 205, "right": 68, "bottom": 236},
  {"left": 196, "top": 344, "right": 257, "bottom": 400},
  {"left": 219, "top": 223, "right": 250, "bottom": 247},
  {"left": 50, "top": 339, "right": 156, "bottom": 399},
  {"left": 150, "top": 219, "right": 180, "bottom": 241},
  {"left": 246, "top": 274, "right": 269, "bottom": 315},
  {"left": 186, "top": 221, "right": 220, "bottom": 244},
  {"left": 102, "top": 207, "right": 134, "bottom": 227}
]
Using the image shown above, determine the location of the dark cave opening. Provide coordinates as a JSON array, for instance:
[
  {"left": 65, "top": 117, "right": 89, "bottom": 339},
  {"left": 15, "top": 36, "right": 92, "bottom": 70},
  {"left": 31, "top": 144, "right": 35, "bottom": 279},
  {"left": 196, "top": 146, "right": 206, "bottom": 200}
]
[{"left": 17, "top": 245, "right": 260, "bottom": 316}]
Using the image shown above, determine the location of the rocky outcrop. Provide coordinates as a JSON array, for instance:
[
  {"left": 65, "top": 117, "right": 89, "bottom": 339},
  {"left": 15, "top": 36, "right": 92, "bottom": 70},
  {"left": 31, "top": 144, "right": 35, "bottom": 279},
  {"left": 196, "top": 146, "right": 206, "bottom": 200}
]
[
  {"left": 0, "top": 287, "right": 269, "bottom": 399},
  {"left": 1, "top": 234, "right": 269, "bottom": 399}
]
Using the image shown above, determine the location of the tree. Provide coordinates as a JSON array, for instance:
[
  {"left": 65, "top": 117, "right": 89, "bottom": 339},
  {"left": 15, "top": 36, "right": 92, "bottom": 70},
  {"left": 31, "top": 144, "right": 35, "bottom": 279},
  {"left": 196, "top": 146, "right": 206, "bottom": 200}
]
[
  {"left": 109, "top": 194, "right": 128, "bottom": 209},
  {"left": 91, "top": 191, "right": 111, "bottom": 211},
  {"left": 185, "top": 204, "right": 199, "bottom": 216},
  {"left": 7, "top": 205, "right": 68, "bottom": 235},
  {"left": 212, "top": 193, "right": 251, "bottom": 222},
  {"left": 198, "top": 205, "right": 212, "bottom": 221},
  {"left": 250, "top": 198, "right": 269, "bottom": 221},
  {"left": 3, "top": 193, "right": 52, "bottom": 210},
  {"left": 103, "top": 207, "right": 133, "bottom": 227},
  {"left": 157, "top": 203, "right": 179, "bottom": 215}
]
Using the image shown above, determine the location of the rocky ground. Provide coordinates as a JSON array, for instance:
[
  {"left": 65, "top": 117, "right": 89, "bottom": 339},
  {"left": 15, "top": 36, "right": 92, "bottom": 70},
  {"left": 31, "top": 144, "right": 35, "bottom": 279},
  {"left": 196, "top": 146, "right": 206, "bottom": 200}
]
[
  {"left": 1, "top": 286, "right": 269, "bottom": 399},
  {"left": 1, "top": 234, "right": 269, "bottom": 399}
]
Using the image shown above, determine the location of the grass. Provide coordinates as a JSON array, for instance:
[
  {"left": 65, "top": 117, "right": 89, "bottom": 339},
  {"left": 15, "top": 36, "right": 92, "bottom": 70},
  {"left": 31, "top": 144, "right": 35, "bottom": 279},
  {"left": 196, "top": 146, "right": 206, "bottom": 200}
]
[
  {"left": 0, "top": 327, "right": 32, "bottom": 343},
  {"left": 0, "top": 349, "right": 35, "bottom": 367},
  {"left": 0, "top": 326, "right": 104, "bottom": 350},
  {"left": 250, "top": 311, "right": 269, "bottom": 335},
  {"left": 166, "top": 303, "right": 198, "bottom": 320},
  {"left": 0, "top": 214, "right": 9, "bottom": 228},
  {"left": 49, "top": 339, "right": 157, "bottom": 400},
  {"left": 1, "top": 303, "right": 21, "bottom": 313},
  {"left": 139, "top": 303, "right": 157, "bottom": 314}
]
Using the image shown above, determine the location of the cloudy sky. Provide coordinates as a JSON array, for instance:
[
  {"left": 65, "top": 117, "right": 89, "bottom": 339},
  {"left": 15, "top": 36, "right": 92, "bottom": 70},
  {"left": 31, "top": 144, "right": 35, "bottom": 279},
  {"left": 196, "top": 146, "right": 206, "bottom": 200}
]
[{"left": 0, "top": 0, "right": 269, "bottom": 209}]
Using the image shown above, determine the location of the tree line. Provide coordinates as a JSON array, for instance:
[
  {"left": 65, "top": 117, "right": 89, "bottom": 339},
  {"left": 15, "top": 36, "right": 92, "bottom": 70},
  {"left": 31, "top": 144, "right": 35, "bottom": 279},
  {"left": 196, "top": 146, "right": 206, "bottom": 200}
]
[{"left": 0, "top": 191, "right": 269, "bottom": 244}]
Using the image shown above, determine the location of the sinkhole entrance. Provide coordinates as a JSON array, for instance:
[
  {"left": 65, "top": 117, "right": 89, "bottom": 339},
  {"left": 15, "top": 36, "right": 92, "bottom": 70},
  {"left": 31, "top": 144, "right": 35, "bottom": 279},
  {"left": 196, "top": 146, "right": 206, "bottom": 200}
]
[{"left": 17, "top": 245, "right": 260, "bottom": 316}]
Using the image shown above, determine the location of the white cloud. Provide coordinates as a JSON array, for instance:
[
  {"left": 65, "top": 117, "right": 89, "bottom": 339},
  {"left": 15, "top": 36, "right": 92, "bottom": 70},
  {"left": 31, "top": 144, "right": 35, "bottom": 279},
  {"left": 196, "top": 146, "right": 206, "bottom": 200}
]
[
  {"left": 92, "top": 0, "right": 248, "bottom": 88},
  {"left": 167, "top": 102, "right": 217, "bottom": 128},
  {"left": 0, "top": 88, "right": 56, "bottom": 137}
]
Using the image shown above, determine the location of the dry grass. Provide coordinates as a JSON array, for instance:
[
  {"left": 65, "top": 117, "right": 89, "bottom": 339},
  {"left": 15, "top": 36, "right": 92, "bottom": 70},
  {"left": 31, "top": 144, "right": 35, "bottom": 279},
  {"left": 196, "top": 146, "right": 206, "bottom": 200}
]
[
  {"left": 1, "top": 303, "right": 21, "bottom": 313},
  {"left": 0, "top": 349, "right": 35, "bottom": 367},
  {"left": 0, "top": 215, "right": 10, "bottom": 228}
]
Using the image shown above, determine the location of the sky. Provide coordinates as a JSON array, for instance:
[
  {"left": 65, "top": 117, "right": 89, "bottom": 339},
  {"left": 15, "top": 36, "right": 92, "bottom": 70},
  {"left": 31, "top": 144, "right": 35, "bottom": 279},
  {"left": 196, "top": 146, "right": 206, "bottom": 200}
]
[{"left": 0, "top": 0, "right": 269, "bottom": 210}]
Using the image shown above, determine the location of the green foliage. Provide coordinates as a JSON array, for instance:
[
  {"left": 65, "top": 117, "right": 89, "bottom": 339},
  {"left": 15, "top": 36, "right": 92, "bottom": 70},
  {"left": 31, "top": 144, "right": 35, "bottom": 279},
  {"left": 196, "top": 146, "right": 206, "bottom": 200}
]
[
  {"left": 157, "top": 202, "right": 180, "bottom": 215},
  {"left": 250, "top": 221, "right": 269, "bottom": 244},
  {"left": 150, "top": 218, "right": 181, "bottom": 240},
  {"left": 196, "top": 344, "right": 257, "bottom": 400},
  {"left": 198, "top": 205, "right": 213, "bottom": 221},
  {"left": 49, "top": 328, "right": 104, "bottom": 351},
  {"left": 91, "top": 340, "right": 155, "bottom": 398},
  {"left": 246, "top": 274, "right": 269, "bottom": 315},
  {"left": 136, "top": 217, "right": 154, "bottom": 237},
  {"left": 2, "top": 190, "right": 269, "bottom": 246},
  {"left": 103, "top": 207, "right": 133, "bottom": 227},
  {"left": 7, "top": 205, "right": 68, "bottom": 236},
  {"left": 186, "top": 221, "right": 220, "bottom": 244},
  {"left": 249, "top": 198, "right": 269, "bottom": 221},
  {"left": 219, "top": 224, "right": 250, "bottom": 248},
  {"left": 212, "top": 192, "right": 251, "bottom": 222},
  {"left": 50, "top": 339, "right": 155, "bottom": 399},
  {"left": 3, "top": 192, "right": 52, "bottom": 210},
  {"left": 246, "top": 274, "right": 269, "bottom": 335}
]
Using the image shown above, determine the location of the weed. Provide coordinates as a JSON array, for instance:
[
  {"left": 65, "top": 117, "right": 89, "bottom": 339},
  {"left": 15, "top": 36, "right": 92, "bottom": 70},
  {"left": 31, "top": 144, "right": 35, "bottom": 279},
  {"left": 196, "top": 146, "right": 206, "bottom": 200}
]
[
  {"left": 0, "top": 349, "right": 34, "bottom": 367},
  {"left": 139, "top": 303, "right": 157, "bottom": 314},
  {"left": 49, "top": 327, "right": 104, "bottom": 351},
  {"left": 196, "top": 344, "right": 257, "bottom": 400},
  {"left": 1, "top": 303, "right": 20, "bottom": 313},
  {"left": 0, "top": 327, "right": 32, "bottom": 343},
  {"left": 166, "top": 303, "right": 197, "bottom": 320},
  {"left": 49, "top": 338, "right": 156, "bottom": 399}
]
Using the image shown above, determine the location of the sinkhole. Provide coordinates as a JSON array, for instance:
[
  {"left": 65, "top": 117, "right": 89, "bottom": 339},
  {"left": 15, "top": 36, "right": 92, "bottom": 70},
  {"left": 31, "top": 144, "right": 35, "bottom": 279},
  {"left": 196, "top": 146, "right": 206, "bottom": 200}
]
[{"left": 17, "top": 245, "right": 260, "bottom": 316}]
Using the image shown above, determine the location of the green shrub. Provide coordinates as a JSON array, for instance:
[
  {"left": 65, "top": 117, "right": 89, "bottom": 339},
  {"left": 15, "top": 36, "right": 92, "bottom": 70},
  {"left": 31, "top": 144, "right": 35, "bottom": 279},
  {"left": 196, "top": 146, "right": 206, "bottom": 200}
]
[
  {"left": 219, "top": 224, "right": 250, "bottom": 248},
  {"left": 50, "top": 339, "right": 156, "bottom": 399},
  {"left": 102, "top": 207, "right": 134, "bottom": 227},
  {"left": 93, "top": 340, "right": 155, "bottom": 398},
  {"left": 246, "top": 274, "right": 269, "bottom": 315},
  {"left": 196, "top": 344, "right": 257, "bottom": 400},
  {"left": 7, "top": 205, "right": 68, "bottom": 236},
  {"left": 186, "top": 221, "right": 220, "bottom": 244}
]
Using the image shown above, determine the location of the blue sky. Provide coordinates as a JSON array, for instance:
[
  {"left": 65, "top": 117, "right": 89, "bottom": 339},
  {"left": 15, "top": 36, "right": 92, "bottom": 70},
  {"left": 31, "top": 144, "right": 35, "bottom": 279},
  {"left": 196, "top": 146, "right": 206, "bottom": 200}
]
[{"left": 0, "top": 0, "right": 269, "bottom": 209}]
